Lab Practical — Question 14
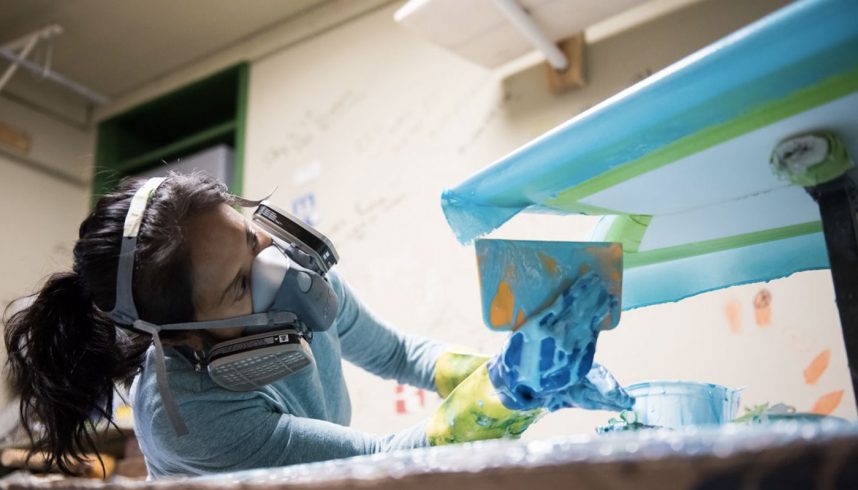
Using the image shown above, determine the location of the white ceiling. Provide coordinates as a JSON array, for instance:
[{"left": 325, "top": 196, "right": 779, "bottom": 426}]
[{"left": 0, "top": 0, "right": 331, "bottom": 102}]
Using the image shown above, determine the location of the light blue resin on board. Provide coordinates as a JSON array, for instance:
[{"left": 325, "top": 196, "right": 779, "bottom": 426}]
[{"left": 620, "top": 232, "right": 829, "bottom": 310}]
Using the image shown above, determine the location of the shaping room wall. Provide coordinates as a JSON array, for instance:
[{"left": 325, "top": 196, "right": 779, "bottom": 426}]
[
  {"left": 243, "top": 0, "right": 856, "bottom": 437},
  {"left": 0, "top": 97, "right": 93, "bottom": 438}
]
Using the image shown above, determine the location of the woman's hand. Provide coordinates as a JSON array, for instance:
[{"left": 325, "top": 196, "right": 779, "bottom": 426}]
[
  {"left": 426, "top": 272, "right": 630, "bottom": 446},
  {"left": 487, "top": 272, "right": 620, "bottom": 410}
]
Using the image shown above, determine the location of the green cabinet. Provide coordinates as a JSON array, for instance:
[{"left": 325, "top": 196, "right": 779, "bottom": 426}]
[{"left": 93, "top": 63, "right": 248, "bottom": 205}]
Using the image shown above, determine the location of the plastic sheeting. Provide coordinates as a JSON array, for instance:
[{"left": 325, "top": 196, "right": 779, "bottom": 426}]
[{"left": 3, "top": 421, "right": 857, "bottom": 489}]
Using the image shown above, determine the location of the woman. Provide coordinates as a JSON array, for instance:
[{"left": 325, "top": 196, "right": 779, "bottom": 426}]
[{"left": 4, "top": 173, "right": 631, "bottom": 478}]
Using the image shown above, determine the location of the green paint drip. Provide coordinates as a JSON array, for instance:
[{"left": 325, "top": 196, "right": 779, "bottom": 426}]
[{"left": 770, "top": 131, "right": 853, "bottom": 187}]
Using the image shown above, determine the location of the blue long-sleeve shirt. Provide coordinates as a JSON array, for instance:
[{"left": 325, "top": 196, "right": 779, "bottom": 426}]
[{"left": 130, "top": 270, "right": 449, "bottom": 478}]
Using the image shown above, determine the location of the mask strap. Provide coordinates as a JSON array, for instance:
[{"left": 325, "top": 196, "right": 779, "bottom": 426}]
[
  {"left": 106, "top": 177, "right": 190, "bottom": 437},
  {"left": 154, "top": 310, "right": 299, "bottom": 331},
  {"left": 134, "top": 320, "right": 189, "bottom": 436},
  {"left": 108, "top": 177, "right": 165, "bottom": 325}
]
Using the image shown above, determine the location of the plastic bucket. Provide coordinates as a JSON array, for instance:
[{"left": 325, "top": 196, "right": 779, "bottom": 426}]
[{"left": 626, "top": 380, "right": 742, "bottom": 429}]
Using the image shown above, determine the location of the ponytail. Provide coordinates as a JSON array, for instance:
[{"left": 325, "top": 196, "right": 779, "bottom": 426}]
[
  {"left": 3, "top": 172, "right": 234, "bottom": 475},
  {"left": 3, "top": 271, "right": 148, "bottom": 475}
]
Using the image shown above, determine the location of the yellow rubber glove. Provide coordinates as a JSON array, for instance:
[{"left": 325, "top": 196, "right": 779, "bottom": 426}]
[
  {"left": 434, "top": 349, "right": 491, "bottom": 398},
  {"left": 427, "top": 362, "right": 544, "bottom": 445},
  {"left": 427, "top": 272, "right": 626, "bottom": 446}
]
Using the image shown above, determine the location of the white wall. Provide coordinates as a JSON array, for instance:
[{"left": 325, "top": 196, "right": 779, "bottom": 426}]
[
  {"left": 0, "top": 96, "right": 92, "bottom": 438},
  {"left": 0, "top": 95, "right": 92, "bottom": 303},
  {"left": 243, "top": 0, "right": 856, "bottom": 438}
]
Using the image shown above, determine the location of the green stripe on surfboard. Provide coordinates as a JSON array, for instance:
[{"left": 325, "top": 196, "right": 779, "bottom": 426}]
[
  {"left": 545, "top": 65, "right": 858, "bottom": 213},
  {"left": 624, "top": 221, "right": 823, "bottom": 269},
  {"left": 604, "top": 215, "right": 652, "bottom": 254}
]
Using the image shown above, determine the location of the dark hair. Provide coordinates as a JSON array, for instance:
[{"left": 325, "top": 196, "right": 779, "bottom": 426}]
[{"left": 3, "top": 172, "right": 235, "bottom": 475}]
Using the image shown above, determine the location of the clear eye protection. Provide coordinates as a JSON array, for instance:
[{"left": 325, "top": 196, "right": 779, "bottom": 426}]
[{"left": 252, "top": 200, "right": 338, "bottom": 275}]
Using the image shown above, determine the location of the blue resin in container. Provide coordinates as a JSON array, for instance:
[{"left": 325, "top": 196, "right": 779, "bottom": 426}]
[{"left": 627, "top": 380, "right": 742, "bottom": 429}]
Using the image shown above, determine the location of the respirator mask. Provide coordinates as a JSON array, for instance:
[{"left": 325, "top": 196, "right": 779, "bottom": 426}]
[{"left": 107, "top": 178, "right": 340, "bottom": 436}]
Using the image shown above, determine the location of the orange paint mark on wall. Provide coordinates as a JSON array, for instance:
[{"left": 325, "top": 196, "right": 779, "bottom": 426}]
[
  {"left": 725, "top": 299, "right": 742, "bottom": 334},
  {"left": 395, "top": 385, "right": 425, "bottom": 414},
  {"left": 578, "top": 264, "right": 590, "bottom": 275},
  {"left": 803, "top": 349, "right": 831, "bottom": 385},
  {"left": 538, "top": 252, "right": 558, "bottom": 275},
  {"left": 490, "top": 281, "right": 515, "bottom": 328},
  {"left": 754, "top": 289, "right": 772, "bottom": 327},
  {"left": 811, "top": 390, "right": 843, "bottom": 415}
]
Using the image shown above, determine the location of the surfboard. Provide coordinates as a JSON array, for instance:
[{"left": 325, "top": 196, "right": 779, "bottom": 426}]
[{"left": 442, "top": 0, "right": 858, "bottom": 309}]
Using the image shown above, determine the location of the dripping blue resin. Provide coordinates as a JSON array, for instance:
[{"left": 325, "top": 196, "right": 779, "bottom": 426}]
[{"left": 107, "top": 178, "right": 340, "bottom": 435}]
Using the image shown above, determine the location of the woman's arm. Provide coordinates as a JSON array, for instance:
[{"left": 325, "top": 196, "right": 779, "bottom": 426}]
[
  {"left": 329, "top": 271, "right": 492, "bottom": 396},
  {"left": 329, "top": 270, "right": 450, "bottom": 391},
  {"left": 140, "top": 391, "right": 430, "bottom": 477}
]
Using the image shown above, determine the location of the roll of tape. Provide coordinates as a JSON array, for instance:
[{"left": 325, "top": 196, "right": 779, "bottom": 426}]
[{"left": 770, "top": 131, "right": 853, "bottom": 186}]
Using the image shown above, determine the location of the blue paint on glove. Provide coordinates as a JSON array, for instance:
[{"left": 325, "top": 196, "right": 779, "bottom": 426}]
[
  {"left": 541, "top": 363, "right": 634, "bottom": 412},
  {"left": 487, "top": 272, "right": 619, "bottom": 411}
]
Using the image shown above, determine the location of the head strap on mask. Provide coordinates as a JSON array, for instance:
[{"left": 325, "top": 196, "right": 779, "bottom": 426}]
[
  {"left": 109, "top": 177, "right": 164, "bottom": 325},
  {"left": 106, "top": 177, "right": 190, "bottom": 436}
]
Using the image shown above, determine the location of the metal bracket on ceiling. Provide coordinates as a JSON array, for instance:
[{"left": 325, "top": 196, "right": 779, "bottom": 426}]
[
  {"left": 491, "top": 0, "right": 586, "bottom": 93},
  {"left": 491, "top": 0, "right": 569, "bottom": 71},
  {"left": 0, "top": 24, "right": 110, "bottom": 106}
]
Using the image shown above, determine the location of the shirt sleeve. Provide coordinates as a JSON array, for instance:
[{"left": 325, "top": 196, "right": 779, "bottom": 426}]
[
  {"left": 146, "top": 390, "right": 430, "bottom": 477},
  {"left": 328, "top": 269, "right": 449, "bottom": 391}
]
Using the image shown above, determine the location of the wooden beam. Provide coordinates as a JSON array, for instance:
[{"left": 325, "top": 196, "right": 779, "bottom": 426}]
[
  {"left": 0, "top": 120, "right": 31, "bottom": 154},
  {"left": 545, "top": 33, "right": 587, "bottom": 94}
]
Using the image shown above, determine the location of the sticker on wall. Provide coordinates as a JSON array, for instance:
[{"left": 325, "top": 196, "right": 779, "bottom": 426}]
[
  {"left": 395, "top": 385, "right": 425, "bottom": 415},
  {"left": 810, "top": 389, "right": 843, "bottom": 416},
  {"left": 725, "top": 299, "right": 742, "bottom": 334},
  {"left": 291, "top": 192, "right": 319, "bottom": 226},
  {"left": 754, "top": 289, "right": 772, "bottom": 327},
  {"left": 293, "top": 160, "right": 322, "bottom": 186},
  {"left": 803, "top": 349, "right": 831, "bottom": 385}
]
